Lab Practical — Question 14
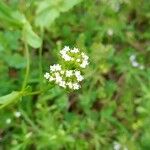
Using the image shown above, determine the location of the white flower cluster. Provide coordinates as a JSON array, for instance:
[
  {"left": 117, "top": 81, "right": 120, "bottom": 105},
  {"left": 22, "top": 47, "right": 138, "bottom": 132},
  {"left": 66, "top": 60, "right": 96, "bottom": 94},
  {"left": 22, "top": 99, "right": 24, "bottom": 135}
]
[
  {"left": 113, "top": 142, "right": 128, "bottom": 150},
  {"left": 60, "top": 46, "right": 89, "bottom": 68},
  {"left": 44, "top": 46, "right": 89, "bottom": 90},
  {"left": 129, "top": 54, "right": 144, "bottom": 70}
]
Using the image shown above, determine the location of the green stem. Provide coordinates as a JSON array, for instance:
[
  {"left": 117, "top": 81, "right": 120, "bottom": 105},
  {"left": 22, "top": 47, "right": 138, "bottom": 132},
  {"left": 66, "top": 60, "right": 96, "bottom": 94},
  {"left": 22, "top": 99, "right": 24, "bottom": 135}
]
[
  {"left": 39, "top": 27, "right": 44, "bottom": 89},
  {"left": 22, "top": 38, "right": 30, "bottom": 90},
  {"left": 25, "top": 91, "right": 41, "bottom": 96}
]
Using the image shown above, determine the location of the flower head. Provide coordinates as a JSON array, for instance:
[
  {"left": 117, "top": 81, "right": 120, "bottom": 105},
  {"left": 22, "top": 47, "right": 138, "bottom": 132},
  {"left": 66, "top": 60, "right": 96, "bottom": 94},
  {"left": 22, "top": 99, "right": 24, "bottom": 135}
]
[
  {"left": 59, "top": 46, "right": 89, "bottom": 69},
  {"left": 44, "top": 46, "right": 89, "bottom": 90}
]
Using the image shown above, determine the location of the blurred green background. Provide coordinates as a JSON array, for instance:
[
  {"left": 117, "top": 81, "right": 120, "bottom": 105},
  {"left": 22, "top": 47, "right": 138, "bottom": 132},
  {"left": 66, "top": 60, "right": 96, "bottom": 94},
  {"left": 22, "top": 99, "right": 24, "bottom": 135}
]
[{"left": 0, "top": 0, "right": 150, "bottom": 149}]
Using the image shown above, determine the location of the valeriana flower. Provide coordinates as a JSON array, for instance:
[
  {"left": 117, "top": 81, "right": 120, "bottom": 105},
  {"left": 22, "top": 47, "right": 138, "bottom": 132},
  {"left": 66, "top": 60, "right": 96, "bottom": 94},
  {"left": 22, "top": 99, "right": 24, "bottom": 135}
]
[
  {"left": 107, "top": 28, "right": 114, "bottom": 36},
  {"left": 14, "top": 111, "right": 21, "bottom": 118},
  {"left": 59, "top": 46, "right": 89, "bottom": 69},
  {"left": 44, "top": 46, "right": 89, "bottom": 90},
  {"left": 129, "top": 54, "right": 144, "bottom": 70},
  {"left": 50, "top": 64, "right": 62, "bottom": 72},
  {"left": 72, "top": 83, "right": 80, "bottom": 90},
  {"left": 66, "top": 70, "right": 73, "bottom": 77},
  {"left": 44, "top": 72, "right": 50, "bottom": 79},
  {"left": 75, "top": 70, "right": 84, "bottom": 81}
]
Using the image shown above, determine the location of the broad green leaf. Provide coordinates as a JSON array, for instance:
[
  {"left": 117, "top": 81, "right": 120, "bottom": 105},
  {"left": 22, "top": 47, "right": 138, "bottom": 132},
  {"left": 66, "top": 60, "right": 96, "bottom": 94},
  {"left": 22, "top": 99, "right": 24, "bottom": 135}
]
[
  {"left": 60, "top": 0, "right": 82, "bottom": 12},
  {"left": 0, "top": 1, "right": 25, "bottom": 27},
  {"left": 4, "top": 53, "right": 26, "bottom": 69},
  {"left": 0, "top": 91, "right": 22, "bottom": 109},
  {"left": 0, "top": 2, "right": 41, "bottom": 49},
  {"left": 0, "top": 31, "right": 21, "bottom": 52},
  {"left": 35, "top": 9, "right": 59, "bottom": 28},
  {"left": 23, "top": 22, "right": 42, "bottom": 48},
  {"left": 35, "top": 0, "right": 82, "bottom": 28}
]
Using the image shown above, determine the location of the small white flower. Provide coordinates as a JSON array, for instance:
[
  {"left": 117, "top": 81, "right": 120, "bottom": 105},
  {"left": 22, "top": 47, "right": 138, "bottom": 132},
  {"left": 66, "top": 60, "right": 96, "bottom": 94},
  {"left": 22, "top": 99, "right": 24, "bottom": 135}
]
[
  {"left": 50, "top": 66, "right": 55, "bottom": 72},
  {"left": 6, "top": 118, "right": 11, "bottom": 124},
  {"left": 72, "top": 83, "right": 80, "bottom": 90},
  {"left": 76, "top": 75, "right": 84, "bottom": 81},
  {"left": 62, "top": 54, "right": 72, "bottom": 61},
  {"left": 77, "top": 59, "right": 80, "bottom": 62},
  {"left": 82, "top": 54, "right": 89, "bottom": 60},
  {"left": 129, "top": 54, "right": 136, "bottom": 62},
  {"left": 75, "top": 70, "right": 81, "bottom": 76},
  {"left": 54, "top": 72, "right": 62, "bottom": 83},
  {"left": 66, "top": 70, "right": 73, "bottom": 77},
  {"left": 60, "top": 70, "right": 65, "bottom": 74},
  {"left": 113, "top": 142, "right": 121, "bottom": 150},
  {"left": 80, "top": 60, "right": 89, "bottom": 68},
  {"left": 132, "top": 61, "right": 139, "bottom": 67},
  {"left": 54, "top": 72, "right": 60, "bottom": 77},
  {"left": 66, "top": 82, "right": 73, "bottom": 89},
  {"left": 55, "top": 64, "right": 62, "bottom": 71},
  {"left": 44, "top": 72, "right": 50, "bottom": 79},
  {"left": 59, "top": 81, "right": 66, "bottom": 88},
  {"left": 81, "top": 52, "right": 84, "bottom": 56},
  {"left": 50, "top": 64, "right": 61, "bottom": 72},
  {"left": 107, "top": 28, "right": 114, "bottom": 36},
  {"left": 14, "top": 111, "right": 21, "bottom": 118},
  {"left": 74, "top": 70, "right": 84, "bottom": 81},
  {"left": 60, "top": 50, "right": 66, "bottom": 55},
  {"left": 63, "top": 46, "right": 70, "bottom": 52},
  {"left": 70, "top": 48, "right": 79, "bottom": 53},
  {"left": 80, "top": 52, "right": 89, "bottom": 68},
  {"left": 60, "top": 46, "right": 70, "bottom": 55},
  {"left": 129, "top": 54, "right": 145, "bottom": 70},
  {"left": 49, "top": 76, "right": 55, "bottom": 81}
]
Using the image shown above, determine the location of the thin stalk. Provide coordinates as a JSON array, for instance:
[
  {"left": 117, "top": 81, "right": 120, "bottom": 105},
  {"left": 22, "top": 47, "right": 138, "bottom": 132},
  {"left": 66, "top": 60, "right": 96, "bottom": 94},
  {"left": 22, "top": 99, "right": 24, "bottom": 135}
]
[
  {"left": 22, "top": 38, "right": 30, "bottom": 90},
  {"left": 25, "top": 91, "right": 42, "bottom": 96},
  {"left": 39, "top": 27, "right": 44, "bottom": 89}
]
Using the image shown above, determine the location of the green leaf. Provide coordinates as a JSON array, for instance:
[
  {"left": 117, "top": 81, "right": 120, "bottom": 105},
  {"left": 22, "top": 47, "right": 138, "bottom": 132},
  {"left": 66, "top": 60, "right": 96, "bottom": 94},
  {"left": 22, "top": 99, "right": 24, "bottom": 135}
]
[
  {"left": 23, "top": 22, "right": 42, "bottom": 48},
  {"left": 0, "top": 91, "right": 22, "bottom": 109},
  {"left": 60, "top": 0, "right": 82, "bottom": 12},
  {"left": 0, "top": 2, "right": 41, "bottom": 49},
  {"left": 56, "top": 94, "right": 68, "bottom": 110},
  {"left": 4, "top": 53, "right": 26, "bottom": 69},
  {"left": 3, "top": 31, "right": 21, "bottom": 51},
  {"left": 35, "top": 8, "right": 59, "bottom": 28},
  {"left": 35, "top": 0, "right": 82, "bottom": 28},
  {"left": 0, "top": 1, "right": 26, "bottom": 28}
]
